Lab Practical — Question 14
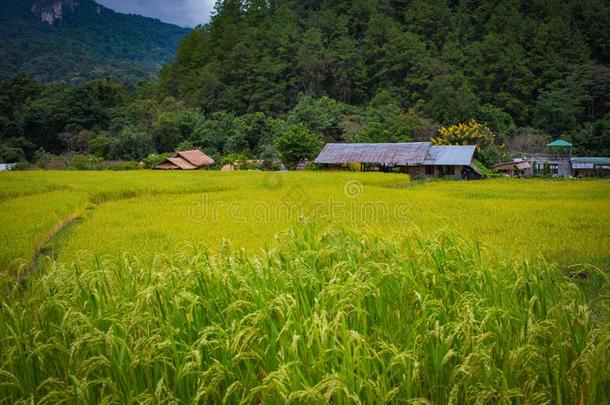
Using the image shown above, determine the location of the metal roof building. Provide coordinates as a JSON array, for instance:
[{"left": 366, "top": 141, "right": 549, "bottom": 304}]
[
  {"left": 314, "top": 142, "right": 480, "bottom": 178},
  {"left": 423, "top": 145, "right": 477, "bottom": 166},
  {"left": 315, "top": 142, "right": 477, "bottom": 167},
  {"left": 314, "top": 143, "right": 431, "bottom": 166}
]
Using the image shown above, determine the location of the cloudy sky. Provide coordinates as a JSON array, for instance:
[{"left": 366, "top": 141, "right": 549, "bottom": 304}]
[{"left": 96, "top": 0, "right": 215, "bottom": 27}]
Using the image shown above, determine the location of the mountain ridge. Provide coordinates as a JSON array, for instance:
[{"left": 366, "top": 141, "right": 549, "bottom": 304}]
[{"left": 0, "top": 0, "right": 191, "bottom": 84}]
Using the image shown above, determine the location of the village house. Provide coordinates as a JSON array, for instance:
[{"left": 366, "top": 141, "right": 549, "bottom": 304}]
[
  {"left": 314, "top": 142, "right": 481, "bottom": 179},
  {"left": 571, "top": 157, "right": 610, "bottom": 177},
  {"left": 153, "top": 150, "right": 215, "bottom": 170},
  {"left": 491, "top": 160, "right": 533, "bottom": 177},
  {"left": 527, "top": 140, "right": 610, "bottom": 178}
]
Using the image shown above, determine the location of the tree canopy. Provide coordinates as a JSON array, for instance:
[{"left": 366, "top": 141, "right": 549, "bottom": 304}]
[{"left": 2, "top": 0, "right": 610, "bottom": 165}]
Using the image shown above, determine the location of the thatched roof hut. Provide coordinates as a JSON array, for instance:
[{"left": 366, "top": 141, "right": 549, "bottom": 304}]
[{"left": 153, "top": 150, "right": 215, "bottom": 170}]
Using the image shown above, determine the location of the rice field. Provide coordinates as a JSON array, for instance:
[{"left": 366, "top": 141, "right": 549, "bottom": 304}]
[{"left": 0, "top": 171, "right": 609, "bottom": 403}]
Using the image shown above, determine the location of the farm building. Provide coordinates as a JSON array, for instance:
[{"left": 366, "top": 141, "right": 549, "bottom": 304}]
[
  {"left": 314, "top": 142, "right": 481, "bottom": 179},
  {"left": 153, "top": 150, "right": 215, "bottom": 170},
  {"left": 528, "top": 140, "right": 610, "bottom": 177},
  {"left": 491, "top": 160, "right": 533, "bottom": 177},
  {"left": 571, "top": 157, "right": 610, "bottom": 177}
]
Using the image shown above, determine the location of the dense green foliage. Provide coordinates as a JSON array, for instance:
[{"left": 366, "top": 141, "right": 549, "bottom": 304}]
[
  {"left": 2, "top": 0, "right": 610, "bottom": 167},
  {"left": 0, "top": 0, "right": 190, "bottom": 84},
  {"left": 159, "top": 0, "right": 610, "bottom": 154},
  {"left": 1, "top": 223, "right": 608, "bottom": 403}
]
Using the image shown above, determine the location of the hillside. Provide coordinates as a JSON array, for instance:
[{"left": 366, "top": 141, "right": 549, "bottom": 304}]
[
  {"left": 161, "top": 0, "right": 610, "bottom": 135},
  {"left": 0, "top": 0, "right": 191, "bottom": 84},
  {"left": 2, "top": 0, "right": 609, "bottom": 165}
]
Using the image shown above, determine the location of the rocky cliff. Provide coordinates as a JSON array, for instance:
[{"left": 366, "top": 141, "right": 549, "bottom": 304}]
[{"left": 30, "top": 0, "right": 75, "bottom": 24}]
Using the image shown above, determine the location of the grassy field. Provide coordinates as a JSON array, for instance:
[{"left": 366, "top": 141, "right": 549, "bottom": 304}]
[{"left": 0, "top": 171, "right": 609, "bottom": 403}]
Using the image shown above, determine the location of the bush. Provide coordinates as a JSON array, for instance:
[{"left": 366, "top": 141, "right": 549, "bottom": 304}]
[
  {"left": 102, "top": 161, "right": 141, "bottom": 171},
  {"left": 11, "top": 161, "right": 31, "bottom": 170},
  {"left": 0, "top": 145, "right": 25, "bottom": 163},
  {"left": 89, "top": 135, "right": 111, "bottom": 159},
  {"left": 68, "top": 154, "right": 103, "bottom": 170},
  {"left": 33, "top": 148, "right": 54, "bottom": 169}
]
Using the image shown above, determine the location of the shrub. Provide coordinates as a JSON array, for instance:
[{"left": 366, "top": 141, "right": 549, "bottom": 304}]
[
  {"left": 68, "top": 154, "right": 103, "bottom": 170},
  {"left": 102, "top": 161, "right": 141, "bottom": 171},
  {"left": 33, "top": 148, "right": 54, "bottom": 169},
  {"left": 89, "top": 135, "right": 111, "bottom": 159}
]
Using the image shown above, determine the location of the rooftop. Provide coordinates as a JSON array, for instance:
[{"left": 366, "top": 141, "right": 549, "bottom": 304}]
[
  {"left": 314, "top": 143, "right": 431, "bottom": 166},
  {"left": 424, "top": 145, "right": 476, "bottom": 166},
  {"left": 314, "top": 142, "right": 477, "bottom": 167},
  {"left": 548, "top": 139, "right": 572, "bottom": 147},
  {"left": 571, "top": 157, "right": 610, "bottom": 164}
]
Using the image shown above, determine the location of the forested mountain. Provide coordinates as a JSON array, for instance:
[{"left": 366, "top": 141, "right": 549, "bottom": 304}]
[
  {"left": 2, "top": 0, "right": 610, "bottom": 168},
  {"left": 161, "top": 0, "right": 610, "bottom": 143},
  {"left": 0, "top": 0, "right": 191, "bottom": 84}
]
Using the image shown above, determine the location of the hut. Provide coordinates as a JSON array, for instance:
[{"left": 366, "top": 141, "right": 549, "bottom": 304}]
[
  {"left": 491, "top": 160, "right": 533, "bottom": 177},
  {"left": 153, "top": 150, "right": 215, "bottom": 170},
  {"left": 314, "top": 142, "right": 481, "bottom": 179}
]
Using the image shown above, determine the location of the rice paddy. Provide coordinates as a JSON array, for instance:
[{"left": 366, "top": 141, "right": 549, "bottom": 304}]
[{"left": 0, "top": 171, "right": 609, "bottom": 403}]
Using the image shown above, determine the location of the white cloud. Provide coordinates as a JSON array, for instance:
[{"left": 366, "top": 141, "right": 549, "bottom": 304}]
[{"left": 97, "top": 0, "right": 215, "bottom": 27}]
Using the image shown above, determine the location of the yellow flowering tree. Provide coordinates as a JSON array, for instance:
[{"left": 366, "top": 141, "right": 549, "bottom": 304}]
[
  {"left": 432, "top": 119, "right": 502, "bottom": 166},
  {"left": 432, "top": 119, "right": 495, "bottom": 150}
]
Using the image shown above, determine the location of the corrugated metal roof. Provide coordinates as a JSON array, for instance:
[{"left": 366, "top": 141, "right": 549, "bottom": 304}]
[
  {"left": 424, "top": 145, "right": 476, "bottom": 166},
  {"left": 314, "top": 143, "right": 431, "bottom": 166}
]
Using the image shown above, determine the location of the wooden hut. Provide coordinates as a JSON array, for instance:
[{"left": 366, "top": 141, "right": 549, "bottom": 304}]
[{"left": 153, "top": 150, "right": 215, "bottom": 170}]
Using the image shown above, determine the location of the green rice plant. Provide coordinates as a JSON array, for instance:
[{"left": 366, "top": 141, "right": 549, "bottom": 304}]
[
  {"left": 0, "top": 191, "right": 88, "bottom": 273},
  {"left": 0, "top": 173, "right": 609, "bottom": 272},
  {"left": 0, "top": 224, "right": 608, "bottom": 403}
]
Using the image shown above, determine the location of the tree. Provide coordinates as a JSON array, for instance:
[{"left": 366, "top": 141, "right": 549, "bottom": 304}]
[
  {"left": 288, "top": 95, "right": 352, "bottom": 142},
  {"left": 534, "top": 74, "right": 588, "bottom": 134},
  {"left": 432, "top": 119, "right": 501, "bottom": 166},
  {"left": 89, "top": 135, "right": 111, "bottom": 159},
  {"left": 433, "top": 119, "right": 495, "bottom": 150},
  {"left": 423, "top": 73, "right": 481, "bottom": 125},
  {"left": 275, "top": 124, "right": 322, "bottom": 169},
  {"left": 112, "top": 127, "right": 155, "bottom": 161}
]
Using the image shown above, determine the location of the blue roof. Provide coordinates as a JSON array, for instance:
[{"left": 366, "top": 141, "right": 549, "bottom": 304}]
[
  {"left": 548, "top": 139, "right": 572, "bottom": 147},
  {"left": 424, "top": 145, "right": 476, "bottom": 166}
]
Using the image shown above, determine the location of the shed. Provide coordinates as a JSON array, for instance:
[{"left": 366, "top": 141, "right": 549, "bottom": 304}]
[
  {"left": 314, "top": 143, "right": 431, "bottom": 166},
  {"left": 571, "top": 157, "right": 610, "bottom": 177},
  {"left": 491, "top": 160, "right": 533, "bottom": 177},
  {"left": 314, "top": 142, "right": 480, "bottom": 179},
  {"left": 153, "top": 150, "right": 215, "bottom": 170}
]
